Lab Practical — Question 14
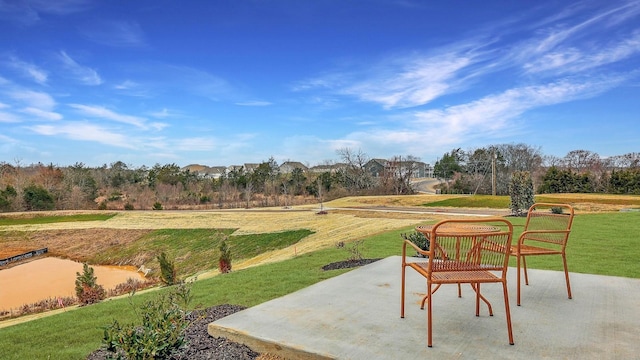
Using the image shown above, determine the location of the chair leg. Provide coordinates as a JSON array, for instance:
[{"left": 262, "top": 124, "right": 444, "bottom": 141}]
[
  {"left": 427, "top": 282, "right": 433, "bottom": 347},
  {"left": 516, "top": 255, "right": 522, "bottom": 306},
  {"left": 469, "top": 283, "right": 493, "bottom": 315},
  {"left": 401, "top": 264, "right": 406, "bottom": 318},
  {"left": 562, "top": 253, "right": 572, "bottom": 299},
  {"left": 522, "top": 256, "right": 529, "bottom": 285},
  {"left": 502, "top": 281, "right": 515, "bottom": 345},
  {"left": 475, "top": 283, "right": 480, "bottom": 316}
]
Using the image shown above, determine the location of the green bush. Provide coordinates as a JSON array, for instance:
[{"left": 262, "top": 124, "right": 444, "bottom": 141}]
[
  {"left": 401, "top": 231, "right": 429, "bottom": 257},
  {"left": 157, "top": 252, "right": 177, "bottom": 285},
  {"left": 124, "top": 202, "right": 134, "bottom": 210},
  {"left": 75, "top": 263, "right": 106, "bottom": 305},
  {"left": 152, "top": 202, "right": 163, "bottom": 210},
  {"left": 509, "top": 171, "right": 534, "bottom": 216},
  {"left": 101, "top": 284, "right": 192, "bottom": 359},
  {"left": 23, "top": 184, "right": 55, "bottom": 211}
]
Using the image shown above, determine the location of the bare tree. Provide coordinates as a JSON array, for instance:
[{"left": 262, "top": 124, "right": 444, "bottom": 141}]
[{"left": 337, "top": 147, "right": 373, "bottom": 192}]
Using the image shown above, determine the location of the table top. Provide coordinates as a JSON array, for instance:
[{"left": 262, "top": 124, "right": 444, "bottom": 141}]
[{"left": 416, "top": 224, "right": 501, "bottom": 235}]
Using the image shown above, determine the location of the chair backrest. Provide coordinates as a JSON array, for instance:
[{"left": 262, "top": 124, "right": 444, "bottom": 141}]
[
  {"left": 522, "top": 203, "right": 574, "bottom": 247},
  {"left": 427, "top": 218, "right": 514, "bottom": 277}
]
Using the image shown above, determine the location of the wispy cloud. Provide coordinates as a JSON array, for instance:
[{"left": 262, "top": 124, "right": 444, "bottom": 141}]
[
  {"left": 5, "top": 55, "right": 48, "bottom": 84},
  {"left": 68, "top": 104, "right": 147, "bottom": 128},
  {"left": 58, "top": 51, "right": 102, "bottom": 85},
  {"left": 0, "top": 0, "right": 91, "bottom": 25},
  {"left": 235, "top": 100, "right": 272, "bottom": 106},
  {"left": 409, "top": 76, "right": 627, "bottom": 145},
  {"left": 20, "top": 107, "right": 63, "bottom": 121},
  {"left": 0, "top": 111, "right": 21, "bottom": 123},
  {"left": 29, "top": 121, "right": 136, "bottom": 149},
  {"left": 8, "top": 89, "right": 56, "bottom": 110},
  {"left": 81, "top": 20, "right": 146, "bottom": 47}
]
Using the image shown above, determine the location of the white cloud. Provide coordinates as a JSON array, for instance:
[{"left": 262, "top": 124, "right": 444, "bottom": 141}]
[
  {"left": 58, "top": 51, "right": 102, "bottom": 85},
  {"left": 0, "top": 111, "right": 21, "bottom": 123},
  {"left": 343, "top": 54, "right": 474, "bottom": 109},
  {"left": 6, "top": 55, "right": 48, "bottom": 84},
  {"left": 20, "top": 107, "right": 63, "bottom": 121},
  {"left": 235, "top": 100, "right": 272, "bottom": 106},
  {"left": 8, "top": 89, "right": 56, "bottom": 110},
  {"left": 69, "top": 104, "right": 147, "bottom": 128},
  {"left": 29, "top": 121, "right": 136, "bottom": 149}
]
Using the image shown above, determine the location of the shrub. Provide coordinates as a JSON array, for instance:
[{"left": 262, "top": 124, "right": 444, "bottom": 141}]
[
  {"left": 509, "top": 171, "right": 534, "bottom": 217},
  {"left": 218, "top": 240, "right": 232, "bottom": 273},
  {"left": 345, "top": 240, "right": 365, "bottom": 261},
  {"left": 551, "top": 206, "right": 564, "bottom": 214},
  {"left": 124, "top": 202, "right": 134, "bottom": 210},
  {"left": 23, "top": 184, "right": 55, "bottom": 211},
  {"left": 152, "top": 202, "right": 163, "bottom": 210},
  {"left": 157, "top": 252, "right": 177, "bottom": 286},
  {"left": 101, "top": 283, "right": 193, "bottom": 359},
  {"left": 75, "top": 263, "right": 106, "bottom": 305},
  {"left": 401, "top": 231, "right": 430, "bottom": 257},
  {"left": 97, "top": 201, "right": 107, "bottom": 210}
]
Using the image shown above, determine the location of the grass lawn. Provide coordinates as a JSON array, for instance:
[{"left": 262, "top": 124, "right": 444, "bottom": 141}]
[{"left": 0, "top": 206, "right": 638, "bottom": 359}]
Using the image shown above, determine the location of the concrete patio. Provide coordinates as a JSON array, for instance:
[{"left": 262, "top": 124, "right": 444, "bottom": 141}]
[{"left": 209, "top": 256, "right": 639, "bottom": 359}]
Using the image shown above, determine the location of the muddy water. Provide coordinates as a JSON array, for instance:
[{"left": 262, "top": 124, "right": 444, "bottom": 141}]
[{"left": 0, "top": 257, "right": 146, "bottom": 310}]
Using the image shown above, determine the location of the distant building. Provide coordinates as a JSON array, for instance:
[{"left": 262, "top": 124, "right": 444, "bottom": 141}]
[{"left": 279, "top": 161, "right": 308, "bottom": 173}]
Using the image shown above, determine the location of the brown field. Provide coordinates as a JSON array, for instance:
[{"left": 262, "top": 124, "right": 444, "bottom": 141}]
[{"left": 1, "top": 194, "right": 637, "bottom": 272}]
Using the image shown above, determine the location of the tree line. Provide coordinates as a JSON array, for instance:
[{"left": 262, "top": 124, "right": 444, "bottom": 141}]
[
  {"left": 433, "top": 144, "right": 640, "bottom": 195},
  {"left": 1, "top": 144, "right": 638, "bottom": 212}
]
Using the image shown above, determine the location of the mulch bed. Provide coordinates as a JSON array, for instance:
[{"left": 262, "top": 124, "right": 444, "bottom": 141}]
[{"left": 87, "top": 259, "right": 381, "bottom": 359}]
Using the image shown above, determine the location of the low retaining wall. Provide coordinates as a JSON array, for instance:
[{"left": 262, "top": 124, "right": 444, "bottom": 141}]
[{"left": 0, "top": 248, "right": 48, "bottom": 267}]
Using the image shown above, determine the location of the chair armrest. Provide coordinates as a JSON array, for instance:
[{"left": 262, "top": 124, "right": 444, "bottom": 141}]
[{"left": 402, "top": 239, "right": 429, "bottom": 258}]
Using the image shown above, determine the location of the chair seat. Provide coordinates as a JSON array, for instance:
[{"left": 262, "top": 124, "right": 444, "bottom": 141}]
[
  {"left": 511, "top": 244, "right": 562, "bottom": 256},
  {"left": 431, "top": 270, "right": 500, "bottom": 283}
]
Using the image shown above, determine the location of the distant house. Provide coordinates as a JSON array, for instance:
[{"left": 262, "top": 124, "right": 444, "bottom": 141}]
[
  {"left": 309, "top": 163, "right": 347, "bottom": 173},
  {"left": 364, "top": 159, "right": 433, "bottom": 178},
  {"left": 365, "top": 159, "right": 388, "bottom": 178},
  {"left": 279, "top": 161, "right": 308, "bottom": 173},
  {"left": 181, "top": 164, "right": 226, "bottom": 179},
  {"left": 243, "top": 163, "right": 260, "bottom": 173}
]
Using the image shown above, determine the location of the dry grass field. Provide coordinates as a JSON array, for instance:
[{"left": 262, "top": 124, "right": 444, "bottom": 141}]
[{"left": 2, "top": 193, "right": 637, "bottom": 272}]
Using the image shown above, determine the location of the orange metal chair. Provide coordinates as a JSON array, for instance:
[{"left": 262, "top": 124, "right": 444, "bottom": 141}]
[
  {"left": 511, "top": 203, "right": 575, "bottom": 306},
  {"left": 401, "top": 218, "right": 515, "bottom": 347}
]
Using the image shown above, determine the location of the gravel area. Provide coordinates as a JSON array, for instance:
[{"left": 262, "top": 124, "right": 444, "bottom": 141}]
[
  {"left": 87, "top": 304, "right": 260, "bottom": 360},
  {"left": 87, "top": 259, "right": 379, "bottom": 359}
]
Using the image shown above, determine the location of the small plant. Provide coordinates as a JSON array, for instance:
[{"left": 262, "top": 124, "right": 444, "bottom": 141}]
[
  {"left": 551, "top": 206, "right": 564, "bottom": 214},
  {"left": 401, "top": 232, "right": 430, "bottom": 257},
  {"left": 157, "top": 252, "right": 177, "bottom": 286},
  {"left": 101, "top": 283, "right": 193, "bottom": 359},
  {"left": 75, "top": 263, "right": 106, "bottom": 305},
  {"left": 97, "top": 201, "right": 107, "bottom": 210},
  {"left": 152, "top": 201, "right": 163, "bottom": 210},
  {"left": 218, "top": 240, "right": 232, "bottom": 273},
  {"left": 124, "top": 202, "right": 134, "bottom": 210},
  {"left": 344, "top": 240, "right": 365, "bottom": 261}
]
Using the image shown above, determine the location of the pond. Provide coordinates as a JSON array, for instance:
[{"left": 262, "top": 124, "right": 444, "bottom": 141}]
[{"left": 0, "top": 257, "right": 145, "bottom": 311}]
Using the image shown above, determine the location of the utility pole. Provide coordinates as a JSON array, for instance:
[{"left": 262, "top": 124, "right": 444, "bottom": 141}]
[{"left": 491, "top": 151, "right": 497, "bottom": 196}]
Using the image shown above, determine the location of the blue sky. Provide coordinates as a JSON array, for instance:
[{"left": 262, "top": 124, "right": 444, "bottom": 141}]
[{"left": 1, "top": 0, "right": 639, "bottom": 168}]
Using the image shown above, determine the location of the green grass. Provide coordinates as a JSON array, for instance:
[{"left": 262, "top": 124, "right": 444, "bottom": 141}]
[
  {"left": 0, "top": 211, "right": 638, "bottom": 359},
  {"left": 422, "top": 195, "right": 510, "bottom": 208},
  {"left": 92, "top": 229, "right": 314, "bottom": 278},
  {"left": 422, "top": 194, "right": 640, "bottom": 208},
  {"left": 0, "top": 213, "right": 116, "bottom": 226}
]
